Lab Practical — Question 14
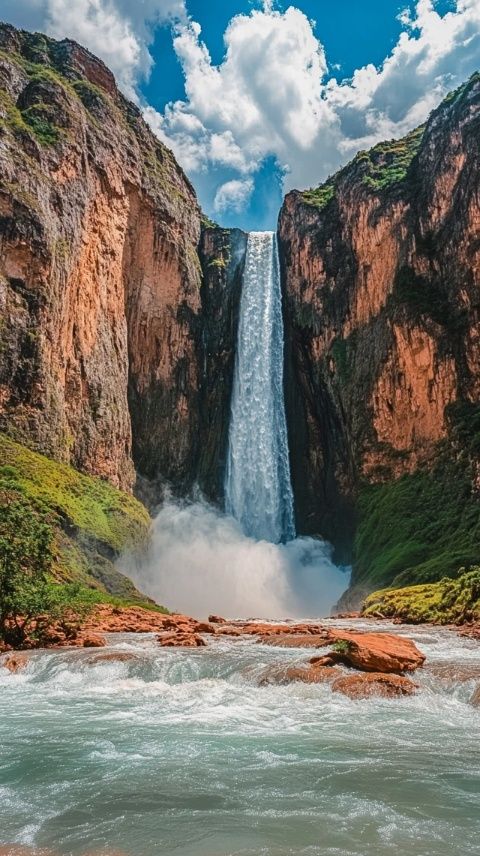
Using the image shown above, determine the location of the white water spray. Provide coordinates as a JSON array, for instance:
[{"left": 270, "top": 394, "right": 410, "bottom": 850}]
[{"left": 225, "top": 231, "right": 295, "bottom": 543}]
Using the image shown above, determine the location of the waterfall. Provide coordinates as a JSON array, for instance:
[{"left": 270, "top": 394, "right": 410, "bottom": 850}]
[{"left": 225, "top": 231, "right": 296, "bottom": 544}]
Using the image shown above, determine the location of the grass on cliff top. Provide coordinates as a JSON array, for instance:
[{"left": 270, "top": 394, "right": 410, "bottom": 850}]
[
  {"left": 358, "top": 124, "right": 425, "bottom": 192},
  {"left": 363, "top": 569, "right": 480, "bottom": 625},
  {"left": 0, "top": 434, "right": 150, "bottom": 553},
  {"left": 300, "top": 182, "right": 335, "bottom": 211},
  {"left": 299, "top": 123, "right": 425, "bottom": 208}
]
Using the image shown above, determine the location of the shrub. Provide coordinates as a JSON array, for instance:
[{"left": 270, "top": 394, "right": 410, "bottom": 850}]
[
  {"left": 0, "top": 490, "right": 93, "bottom": 647},
  {"left": 332, "top": 639, "right": 351, "bottom": 655},
  {"left": 363, "top": 568, "right": 480, "bottom": 625}
]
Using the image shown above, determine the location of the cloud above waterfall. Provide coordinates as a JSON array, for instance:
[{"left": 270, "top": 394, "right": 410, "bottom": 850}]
[
  {"left": 153, "top": 0, "right": 480, "bottom": 212},
  {"left": 2, "top": 1, "right": 480, "bottom": 218},
  {"left": 214, "top": 179, "right": 254, "bottom": 214}
]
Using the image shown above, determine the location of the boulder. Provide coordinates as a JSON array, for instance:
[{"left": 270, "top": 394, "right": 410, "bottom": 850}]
[
  {"left": 260, "top": 664, "right": 341, "bottom": 686},
  {"left": 85, "top": 652, "right": 140, "bottom": 665},
  {"left": 332, "top": 672, "right": 418, "bottom": 699},
  {"left": 309, "top": 654, "right": 343, "bottom": 667},
  {"left": 157, "top": 632, "right": 206, "bottom": 648},
  {"left": 82, "top": 633, "right": 106, "bottom": 648},
  {"left": 208, "top": 615, "right": 227, "bottom": 624},
  {"left": 469, "top": 685, "right": 480, "bottom": 707},
  {"left": 328, "top": 630, "right": 425, "bottom": 673},
  {"left": 195, "top": 622, "right": 216, "bottom": 634},
  {"left": 1, "top": 653, "right": 29, "bottom": 673},
  {"left": 259, "top": 634, "right": 331, "bottom": 648}
]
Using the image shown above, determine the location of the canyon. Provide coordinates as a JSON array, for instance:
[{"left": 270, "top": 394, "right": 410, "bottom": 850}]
[{"left": 1, "top": 22, "right": 480, "bottom": 603}]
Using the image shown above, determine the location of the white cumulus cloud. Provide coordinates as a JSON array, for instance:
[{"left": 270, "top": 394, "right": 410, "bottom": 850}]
[
  {"left": 214, "top": 178, "right": 254, "bottom": 214},
  {"left": 156, "top": 0, "right": 480, "bottom": 213}
]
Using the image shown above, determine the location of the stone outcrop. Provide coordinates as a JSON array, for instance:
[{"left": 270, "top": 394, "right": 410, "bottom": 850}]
[
  {"left": 0, "top": 24, "right": 246, "bottom": 506},
  {"left": 278, "top": 73, "right": 480, "bottom": 589},
  {"left": 331, "top": 672, "right": 417, "bottom": 700}
]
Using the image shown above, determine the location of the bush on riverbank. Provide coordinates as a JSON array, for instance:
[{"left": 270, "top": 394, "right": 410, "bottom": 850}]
[
  {"left": 0, "top": 492, "right": 96, "bottom": 647},
  {"left": 362, "top": 568, "right": 480, "bottom": 625}
]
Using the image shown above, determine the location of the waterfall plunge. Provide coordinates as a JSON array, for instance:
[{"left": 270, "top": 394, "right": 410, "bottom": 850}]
[
  {"left": 225, "top": 231, "right": 296, "bottom": 544},
  {"left": 125, "top": 232, "right": 349, "bottom": 618}
]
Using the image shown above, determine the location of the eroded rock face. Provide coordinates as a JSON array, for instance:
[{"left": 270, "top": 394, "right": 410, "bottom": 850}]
[
  {"left": 278, "top": 74, "right": 480, "bottom": 563},
  {"left": 0, "top": 25, "right": 245, "bottom": 502}
]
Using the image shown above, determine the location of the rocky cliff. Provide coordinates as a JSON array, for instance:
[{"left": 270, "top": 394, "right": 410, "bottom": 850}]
[
  {"left": 279, "top": 73, "right": 480, "bottom": 596},
  {"left": 197, "top": 224, "right": 247, "bottom": 501},
  {"left": 0, "top": 23, "right": 205, "bottom": 497}
]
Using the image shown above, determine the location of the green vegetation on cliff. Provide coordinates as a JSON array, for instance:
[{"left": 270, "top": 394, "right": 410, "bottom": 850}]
[
  {"left": 363, "top": 569, "right": 480, "bottom": 625},
  {"left": 353, "top": 401, "right": 480, "bottom": 591},
  {"left": 299, "top": 123, "right": 425, "bottom": 212},
  {"left": 354, "top": 462, "right": 480, "bottom": 590},
  {"left": 0, "top": 434, "right": 152, "bottom": 602},
  {"left": 301, "top": 182, "right": 335, "bottom": 210},
  {"left": 359, "top": 125, "right": 425, "bottom": 191},
  {"left": 0, "top": 492, "right": 97, "bottom": 647}
]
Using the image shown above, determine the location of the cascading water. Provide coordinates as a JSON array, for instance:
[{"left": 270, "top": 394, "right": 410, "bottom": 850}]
[{"left": 225, "top": 231, "right": 296, "bottom": 543}]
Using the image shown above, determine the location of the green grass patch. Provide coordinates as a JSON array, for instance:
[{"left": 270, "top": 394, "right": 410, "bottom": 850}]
[
  {"left": 363, "top": 569, "right": 480, "bottom": 625},
  {"left": 0, "top": 434, "right": 149, "bottom": 553}
]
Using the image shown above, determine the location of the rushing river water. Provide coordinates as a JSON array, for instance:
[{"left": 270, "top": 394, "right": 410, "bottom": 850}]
[{"left": 1, "top": 621, "right": 479, "bottom": 856}]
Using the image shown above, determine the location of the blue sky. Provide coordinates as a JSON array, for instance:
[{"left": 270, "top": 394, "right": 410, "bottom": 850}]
[{"left": 2, "top": 1, "right": 478, "bottom": 229}]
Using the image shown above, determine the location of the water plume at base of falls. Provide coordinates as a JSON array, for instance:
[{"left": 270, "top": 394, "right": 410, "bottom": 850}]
[{"left": 124, "top": 499, "right": 349, "bottom": 619}]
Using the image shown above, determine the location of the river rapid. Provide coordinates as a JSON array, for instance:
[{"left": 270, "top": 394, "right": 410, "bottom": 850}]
[{"left": 0, "top": 621, "right": 479, "bottom": 856}]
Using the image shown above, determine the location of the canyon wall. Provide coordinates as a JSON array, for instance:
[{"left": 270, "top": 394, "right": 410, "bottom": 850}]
[
  {"left": 0, "top": 24, "right": 244, "bottom": 505},
  {"left": 197, "top": 225, "right": 247, "bottom": 501},
  {"left": 279, "top": 73, "right": 480, "bottom": 593}
]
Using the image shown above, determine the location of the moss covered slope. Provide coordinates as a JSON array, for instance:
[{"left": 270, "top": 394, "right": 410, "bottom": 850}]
[
  {"left": 0, "top": 433, "right": 152, "bottom": 602},
  {"left": 363, "top": 569, "right": 480, "bottom": 625}
]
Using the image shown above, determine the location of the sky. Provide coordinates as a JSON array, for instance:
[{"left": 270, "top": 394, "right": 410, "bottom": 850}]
[{"left": 2, "top": 1, "right": 480, "bottom": 229}]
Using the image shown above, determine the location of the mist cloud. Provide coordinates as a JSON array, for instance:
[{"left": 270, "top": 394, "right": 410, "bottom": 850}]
[{"left": 124, "top": 499, "right": 349, "bottom": 620}]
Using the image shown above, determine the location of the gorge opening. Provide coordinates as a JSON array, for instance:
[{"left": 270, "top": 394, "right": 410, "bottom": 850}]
[{"left": 127, "top": 228, "right": 349, "bottom": 618}]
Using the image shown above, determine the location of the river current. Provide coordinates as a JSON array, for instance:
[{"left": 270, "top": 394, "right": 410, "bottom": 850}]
[{"left": 1, "top": 621, "right": 479, "bottom": 856}]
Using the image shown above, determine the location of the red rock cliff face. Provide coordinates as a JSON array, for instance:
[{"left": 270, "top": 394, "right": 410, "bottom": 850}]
[
  {"left": 0, "top": 25, "right": 202, "bottom": 493},
  {"left": 278, "top": 74, "right": 480, "bottom": 561}
]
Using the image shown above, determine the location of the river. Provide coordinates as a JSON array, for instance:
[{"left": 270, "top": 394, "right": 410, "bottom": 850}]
[{"left": 1, "top": 621, "right": 479, "bottom": 856}]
